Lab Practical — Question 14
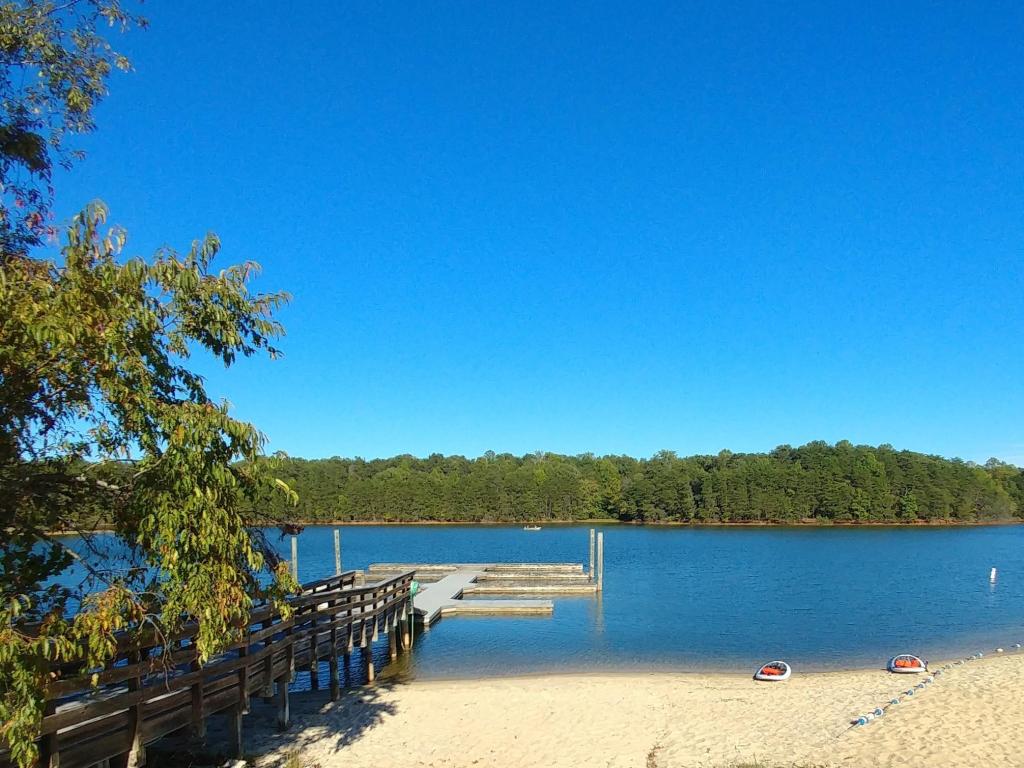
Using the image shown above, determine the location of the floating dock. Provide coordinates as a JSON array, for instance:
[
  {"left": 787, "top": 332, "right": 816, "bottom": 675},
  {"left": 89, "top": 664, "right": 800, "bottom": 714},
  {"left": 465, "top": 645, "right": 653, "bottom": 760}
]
[{"left": 365, "top": 562, "right": 595, "bottom": 628}]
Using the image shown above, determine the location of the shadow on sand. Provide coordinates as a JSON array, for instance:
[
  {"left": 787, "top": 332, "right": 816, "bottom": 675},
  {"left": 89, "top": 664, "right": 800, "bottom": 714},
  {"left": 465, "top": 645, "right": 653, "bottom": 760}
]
[
  {"left": 174, "top": 682, "right": 401, "bottom": 767},
  {"left": 263, "top": 683, "right": 400, "bottom": 761}
]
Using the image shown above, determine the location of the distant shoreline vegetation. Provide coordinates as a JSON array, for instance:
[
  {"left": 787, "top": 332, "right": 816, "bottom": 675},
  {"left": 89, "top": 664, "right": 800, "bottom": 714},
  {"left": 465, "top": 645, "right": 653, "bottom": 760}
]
[{"left": 248, "top": 442, "right": 1024, "bottom": 525}]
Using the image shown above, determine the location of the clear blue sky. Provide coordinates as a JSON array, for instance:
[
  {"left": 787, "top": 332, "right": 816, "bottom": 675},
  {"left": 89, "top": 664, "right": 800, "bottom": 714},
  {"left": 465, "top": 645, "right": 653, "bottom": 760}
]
[{"left": 53, "top": 1, "right": 1024, "bottom": 464}]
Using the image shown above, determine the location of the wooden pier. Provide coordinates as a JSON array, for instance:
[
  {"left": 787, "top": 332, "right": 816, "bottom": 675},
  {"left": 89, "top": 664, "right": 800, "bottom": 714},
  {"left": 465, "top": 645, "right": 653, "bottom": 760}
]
[
  {"left": 3, "top": 571, "right": 414, "bottom": 768},
  {"left": 6, "top": 529, "right": 607, "bottom": 768}
]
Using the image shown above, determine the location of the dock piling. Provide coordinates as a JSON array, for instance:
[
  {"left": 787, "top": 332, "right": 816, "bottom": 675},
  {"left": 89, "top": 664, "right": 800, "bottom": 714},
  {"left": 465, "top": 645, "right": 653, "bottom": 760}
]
[
  {"left": 589, "top": 528, "right": 595, "bottom": 580},
  {"left": 290, "top": 535, "right": 298, "bottom": 581},
  {"left": 596, "top": 532, "right": 604, "bottom": 592},
  {"left": 334, "top": 529, "right": 342, "bottom": 576}
]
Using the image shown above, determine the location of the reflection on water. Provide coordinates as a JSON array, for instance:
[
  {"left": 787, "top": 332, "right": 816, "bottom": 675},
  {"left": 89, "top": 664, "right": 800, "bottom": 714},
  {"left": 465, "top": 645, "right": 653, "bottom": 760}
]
[
  {"left": 57, "top": 523, "right": 1024, "bottom": 678},
  {"left": 278, "top": 523, "right": 1024, "bottom": 678}
]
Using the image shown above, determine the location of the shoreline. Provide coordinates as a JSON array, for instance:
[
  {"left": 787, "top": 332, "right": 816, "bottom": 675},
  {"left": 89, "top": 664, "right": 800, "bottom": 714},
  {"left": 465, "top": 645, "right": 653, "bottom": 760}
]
[
  {"left": 266, "top": 518, "right": 1024, "bottom": 528},
  {"left": 245, "top": 651, "right": 1024, "bottom": 768},
  {"left": 388, "top": 647, "right": 1021, "bottom": 683},
  {"left": 46, "top": 519, "right": 1024, "bottom": 535},
  {"left": 381, "top": 643, "right": 1024, "bottom": 684}
]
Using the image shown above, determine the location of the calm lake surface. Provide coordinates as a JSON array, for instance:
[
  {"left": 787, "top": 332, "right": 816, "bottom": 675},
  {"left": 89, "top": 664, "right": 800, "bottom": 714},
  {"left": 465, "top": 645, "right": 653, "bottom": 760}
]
[{"left": 276, "top": 524, "right": 1024, "bottom": 679}]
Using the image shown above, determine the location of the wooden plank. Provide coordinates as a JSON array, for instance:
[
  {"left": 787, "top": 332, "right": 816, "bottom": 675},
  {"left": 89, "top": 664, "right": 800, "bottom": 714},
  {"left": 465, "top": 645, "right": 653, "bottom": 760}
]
[
  {"left": 58, "top": 729, "right": 132, "bottom": 768},
  {"left": 141, "top": 701, "right": 194, "bottom": 745}
]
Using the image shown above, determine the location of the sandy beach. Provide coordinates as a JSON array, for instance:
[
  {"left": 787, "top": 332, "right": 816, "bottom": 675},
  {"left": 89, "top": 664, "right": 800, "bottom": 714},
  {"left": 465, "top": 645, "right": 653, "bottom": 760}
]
[{"left": 244, "top": 651, "right": 1024, "bottom": 768}]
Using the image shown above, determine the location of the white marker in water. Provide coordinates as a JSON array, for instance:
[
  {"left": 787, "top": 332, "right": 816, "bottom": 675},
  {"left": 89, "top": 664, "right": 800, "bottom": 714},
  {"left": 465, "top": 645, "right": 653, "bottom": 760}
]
[{"left": 990, "top": 567, "right": 997, "bottom": 583}]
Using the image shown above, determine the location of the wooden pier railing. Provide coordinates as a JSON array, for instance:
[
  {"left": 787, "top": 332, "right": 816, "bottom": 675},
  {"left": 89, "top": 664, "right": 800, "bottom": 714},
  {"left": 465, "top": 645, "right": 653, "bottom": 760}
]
[{"left": 6, "top": 570, "right": 415, "bottom": 768}]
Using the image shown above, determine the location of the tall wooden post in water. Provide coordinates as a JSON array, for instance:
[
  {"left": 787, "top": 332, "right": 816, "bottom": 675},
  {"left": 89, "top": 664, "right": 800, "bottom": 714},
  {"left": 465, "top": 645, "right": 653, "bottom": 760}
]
[
  {"left": 596, "top": 531, "right": 604, "bottom": 592},
  {"left": 589, "top": 528, "right": 595, "bottom": 580},
  {"left": 290, "top": 535, "right": 298, "bottom": 581},
  {"left": 333, "top": 529, "right": 342, "bottom": 576}
]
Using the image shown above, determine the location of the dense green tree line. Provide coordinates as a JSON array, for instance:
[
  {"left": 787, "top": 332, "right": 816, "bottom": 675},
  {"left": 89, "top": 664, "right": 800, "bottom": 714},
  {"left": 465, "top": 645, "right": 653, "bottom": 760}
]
[{"left": 254, "top": 442, "right": 1024, "bottom": 524}]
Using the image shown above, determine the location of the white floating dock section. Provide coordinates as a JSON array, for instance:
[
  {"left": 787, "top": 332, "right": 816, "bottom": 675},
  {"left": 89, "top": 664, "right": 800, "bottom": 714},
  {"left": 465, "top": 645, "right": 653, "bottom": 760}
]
[{"left": 365, "top": 562, "right": 592, "bottom": 629}]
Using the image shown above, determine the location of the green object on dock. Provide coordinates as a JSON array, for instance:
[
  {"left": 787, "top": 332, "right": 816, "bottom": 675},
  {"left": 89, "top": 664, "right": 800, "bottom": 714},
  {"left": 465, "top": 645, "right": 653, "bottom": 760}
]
[{"left": 411, "top": 580, "right": 420, "bottom": 596}]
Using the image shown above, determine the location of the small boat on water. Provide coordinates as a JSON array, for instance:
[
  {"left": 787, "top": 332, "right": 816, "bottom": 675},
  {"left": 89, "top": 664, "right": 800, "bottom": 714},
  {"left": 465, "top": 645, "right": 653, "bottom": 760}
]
[
  {"left": 523, "top": 525, "right": 542, "bottom": 531},
  {"left": 888, "top": 654, "right": 927, "bottom": 673},
  {"left": 754, "top": 661, "right": 791, "bottom": 681}
]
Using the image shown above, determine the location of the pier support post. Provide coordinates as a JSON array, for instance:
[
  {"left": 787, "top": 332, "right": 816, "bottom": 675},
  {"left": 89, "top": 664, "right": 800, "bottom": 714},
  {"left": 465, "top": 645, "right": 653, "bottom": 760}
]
[
  {"left": 308, "top": 616, "right": 319, "bottom": 691},
  {"left": 260, "top": 619, "right": 274, "bottom": 700},
  {"left": 596, "top": 532, "right": 604, "bottom": 592},
  {"left": 329, "top": 627, "right": 340, "bottom": 701},
  {"left": 227, "top": 704, "right": 243, "bottom": 759},
  {"left": 334, "top": 529, "right": 342, "bottom": 576},
  {"left": 237, "top": 637, "right": 250, "bottom": 715},
  {"left": 190, "top": 669, "right": 206, "bottom": 739},
  {"left": 290, "top": 535, "right": 298, "bottom": 582},
  {"left": 389, "top": 620, "right": 398, "bottom": 660},
  {"left": 402, "top": 602, "right": 412, "bottom": 651},
  {"left": 125, "top": 651, "right": 145, "bottom": 768},
  {"left": 40, "top": 703, "right": 59, "bottom": 768},
  {"left": 589, "top": 528, "right": 595, "bottom": 580},
  {"left": 363, "top": 645, "right": 376, "bottom": 684},
  {"left": 276, "top": 676, "right": 290, "bottom": 730}
]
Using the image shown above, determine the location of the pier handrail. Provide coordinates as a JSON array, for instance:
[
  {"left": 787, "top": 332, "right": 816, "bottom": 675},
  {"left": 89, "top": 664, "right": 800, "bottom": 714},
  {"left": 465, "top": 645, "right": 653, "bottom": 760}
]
[{"left": 7, "top": 570, "right": 415, "bottom": 768}]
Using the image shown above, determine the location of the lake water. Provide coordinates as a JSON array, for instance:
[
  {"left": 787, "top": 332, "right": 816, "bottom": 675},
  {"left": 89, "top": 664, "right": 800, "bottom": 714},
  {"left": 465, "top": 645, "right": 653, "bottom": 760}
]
[{"left": 275, "top": 524, "right": 1024, "bottom": 680}]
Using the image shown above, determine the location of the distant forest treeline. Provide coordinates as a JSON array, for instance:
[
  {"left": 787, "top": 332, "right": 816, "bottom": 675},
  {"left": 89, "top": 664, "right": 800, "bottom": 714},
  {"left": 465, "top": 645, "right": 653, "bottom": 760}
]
[{"left": 254, "top": 442, "right": 1024, "bottom": 524}]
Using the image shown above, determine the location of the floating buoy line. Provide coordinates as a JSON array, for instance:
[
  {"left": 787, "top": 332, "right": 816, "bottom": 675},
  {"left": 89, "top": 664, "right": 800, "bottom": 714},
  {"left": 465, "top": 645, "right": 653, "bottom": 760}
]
[{"left": 848, "top": 642, "right": 1024, "bottom": 730}]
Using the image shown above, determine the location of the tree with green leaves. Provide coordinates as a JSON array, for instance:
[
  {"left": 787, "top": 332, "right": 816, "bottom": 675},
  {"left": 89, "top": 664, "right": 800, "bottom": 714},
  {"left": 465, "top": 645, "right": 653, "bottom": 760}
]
[
  {"left": 253, "top": 445, "right": 1023, "bottom": 526},
  {"left": 0, "top": 3, "right": 298, "bottom": 765},
  {"left": 0, "top": 211, "right": 300, "bottom": 765},
  {"left": 0, "top": 0, "right": 144, "bottom": 254}
]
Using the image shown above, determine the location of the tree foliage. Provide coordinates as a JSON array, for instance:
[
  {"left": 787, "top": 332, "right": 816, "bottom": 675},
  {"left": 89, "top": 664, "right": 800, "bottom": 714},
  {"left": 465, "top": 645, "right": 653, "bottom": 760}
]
[
  {"left": 0, "top": 4, "right": 296, "bottom": 764},
  {"left": 0, "top": 0, "right": 143, "bottom": 253},
  {"left": 254, "top": 442, "right": 1023, "bottom": 525},
  {"left": 0, "top": 204, "right": 297, "bottom": 765}
]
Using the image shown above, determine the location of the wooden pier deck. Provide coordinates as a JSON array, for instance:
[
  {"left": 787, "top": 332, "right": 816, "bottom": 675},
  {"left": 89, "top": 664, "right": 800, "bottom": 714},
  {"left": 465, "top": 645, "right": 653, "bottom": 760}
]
[{"left": 2, "top": 571, "right": 415, "bottom": 768}]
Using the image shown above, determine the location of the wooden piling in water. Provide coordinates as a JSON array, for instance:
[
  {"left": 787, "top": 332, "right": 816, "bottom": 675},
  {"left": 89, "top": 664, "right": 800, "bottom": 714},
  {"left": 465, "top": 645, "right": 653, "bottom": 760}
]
[
  {"left": 596, "top": 532, "right": 604, "bottom": 592},
  {"left": 334, "top": 528, "right": 342, "bottom": 576},
  {"left": 290, "top": 535, "right": 298, "bottom": 581},
  {"left": 589, "top": 528, "right": 595, "bottom": 580}
]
